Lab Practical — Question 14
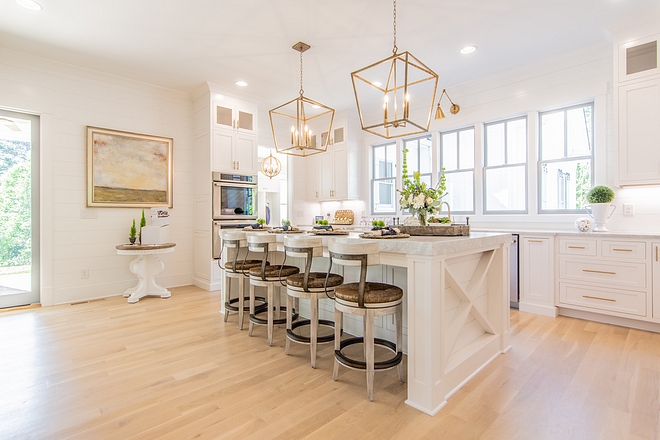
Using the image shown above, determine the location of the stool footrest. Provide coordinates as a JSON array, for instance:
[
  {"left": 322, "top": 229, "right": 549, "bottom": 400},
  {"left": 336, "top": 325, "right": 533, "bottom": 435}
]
[
  {"left": 225, "top": 296, "right": 267, "bottom": 313},
  {"left": 335, "top": 337, "right": 403, "bottom": 370},
  {"left": 250, "top": 306, "right": 298, "bottom": 326},
  {"left": 286, "top": 319, "right": 341, "bottom": 344}
]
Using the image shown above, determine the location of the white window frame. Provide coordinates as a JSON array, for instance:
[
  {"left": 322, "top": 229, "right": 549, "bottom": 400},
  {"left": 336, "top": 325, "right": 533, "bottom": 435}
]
[
  {"left": 371, "top": 142, "right": 397, "bottom": 215},
  {"left": 483, "top": 116, "right": 528, "bottom": 214},
  {"left": 439, "top": 127, "right": 476, "bottom": 215},
  {"left": 538, "top": 102, "right": 594, "bottom": 214}
]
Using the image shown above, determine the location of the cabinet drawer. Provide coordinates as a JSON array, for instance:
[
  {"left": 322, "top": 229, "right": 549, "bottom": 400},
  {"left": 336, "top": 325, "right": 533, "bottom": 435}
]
[
  {"left": 559, "top": 283, "right": 646, "bottom": 317},
  {"left": 558, "top": 257, "right": 646, "bottom": 289},
  {"left": 601, "top": 240, "right": 647, "bottom": 260},
  {"left": 558, "top": 238, "right": 597, "bottom": 256}
]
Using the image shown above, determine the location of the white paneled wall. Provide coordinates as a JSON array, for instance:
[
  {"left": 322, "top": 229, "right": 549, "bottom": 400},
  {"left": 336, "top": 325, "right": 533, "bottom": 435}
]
[{"left": 0, "top": 47, "right": 194, "bottom": 305}]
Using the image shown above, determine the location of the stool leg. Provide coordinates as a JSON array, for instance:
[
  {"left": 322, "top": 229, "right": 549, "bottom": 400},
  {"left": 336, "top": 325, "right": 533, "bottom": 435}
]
[
  {"left": 267, "top": 282, "right": 274, "bottom": 346},
  {"left": 396, "top": 304, "right": 405, "bottom": 383},
  {"left": 365, "top": 311, "right": 375, "bottom": 402},
  {"left": 285, "top": 293, "right": 293, "bottom": 355},
  {"left": 310, "top": 296, "right": 319, "bottom": 368},
  {"left": 274, "top": 285, "right": 281, "bottom": 323},
  {"left": 332, "top": 306, "right": 342, "bottom": 381},
  {"left": 248, "top": 282, "right": 255, "bottom": 337},
  {"left": 237, "top": 276, "right": 244, "bottom": 330},
  {"left": 223, "top": 274, "right": 231, "bottom": 322}
]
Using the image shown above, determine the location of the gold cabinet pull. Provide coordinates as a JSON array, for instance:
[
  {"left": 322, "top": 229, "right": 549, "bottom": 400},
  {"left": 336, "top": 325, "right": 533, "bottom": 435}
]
[
  {"left": 583, "top": 269, "right": 616, "bottom": 275},
  {"left": 528, "top": 239, "right": 543, "bottom": 243},
  {"left": 568, "top": 245, "right": 586, "bottom": 249},
  {"left": 612, "top": 248, "right": 633, "bottom": 252},
  {"left": 583, "top": 295, "right": 616, "bottom": 303}
]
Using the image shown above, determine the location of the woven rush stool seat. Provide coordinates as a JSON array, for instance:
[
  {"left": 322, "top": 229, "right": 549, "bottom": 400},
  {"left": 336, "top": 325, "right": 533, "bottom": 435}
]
[
  {"left": 219, "top": 230, "right": 268, "bottom": 329},
  {"left": 282, "top": 236, "right": 344, "bottom": 368},
  {"left": 246, "top": 233, "right": 300, "bottom": 346},
  {"left": 327, "top": 239, "right": 405, "bottom": 401}
]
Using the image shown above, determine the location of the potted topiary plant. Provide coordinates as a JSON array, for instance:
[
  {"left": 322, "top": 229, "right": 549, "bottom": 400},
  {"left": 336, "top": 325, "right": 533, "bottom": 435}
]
[
  {"left": 139, "top": 209, "right": 147, "bottom": 243},
  {"left": 586, "top": 185, "right": 616, "bottom": 232},
  {"left": 129, "top": 219, "right": 137, "bottom": 244}
]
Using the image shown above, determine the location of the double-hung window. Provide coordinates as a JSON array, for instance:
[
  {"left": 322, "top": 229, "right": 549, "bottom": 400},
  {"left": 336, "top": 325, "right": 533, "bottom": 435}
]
[
  {"left": 371, "top": 143, "right": 397, "bottom": 214},
  {"left": 539, "top": 103, "right": 593, "bottom": 212},
  {"left": 484, "top": 116, "right": 527, "bottom": 213},
  {"left": 403, "top": 136, "right": 432, "bottom": 185},
  {"left": 440, "top": 127, "right": 475, "bottom": 214}
]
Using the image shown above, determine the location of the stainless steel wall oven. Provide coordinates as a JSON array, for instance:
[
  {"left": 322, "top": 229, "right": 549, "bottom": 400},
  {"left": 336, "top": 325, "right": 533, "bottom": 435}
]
[{"left": 212, "top": 172, "right": 258, "bottom": 221}]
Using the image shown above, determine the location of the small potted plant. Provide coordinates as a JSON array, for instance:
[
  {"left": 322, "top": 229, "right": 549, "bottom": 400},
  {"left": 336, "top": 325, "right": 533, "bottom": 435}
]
[
  {"left": 586, "top": 185, "right": 616, "bottom": 232},
  {"left": 139, "top": 209, "right": 147, "bottom": 244},
  {"left": 129, "top": 219, "right": 137, "bottom": 244},
  {"left": 281, "top": 219, "right": 291, "bottom": 231},
  {"left": 314, "top": 219, "right": 332, "bottom": 230},
  {"left": 371, "top": 220, "right": 386, "bottom": 230}
]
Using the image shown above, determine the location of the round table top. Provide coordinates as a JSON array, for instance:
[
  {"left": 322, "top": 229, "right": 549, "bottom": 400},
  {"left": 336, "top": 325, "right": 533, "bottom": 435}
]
[{"left": 116, "top": 242, "right": 176, "bottom": 252}]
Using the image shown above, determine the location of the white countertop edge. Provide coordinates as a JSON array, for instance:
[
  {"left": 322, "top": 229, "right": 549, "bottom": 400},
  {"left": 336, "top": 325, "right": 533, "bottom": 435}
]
[{"left": 472, "top": 228, "right": 660, "bottom": 239}]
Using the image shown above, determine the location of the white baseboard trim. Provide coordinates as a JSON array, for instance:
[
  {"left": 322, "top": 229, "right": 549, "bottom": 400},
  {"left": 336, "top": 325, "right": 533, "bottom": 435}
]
[
  {"left": 519, "top": 302, "right": 558, "bottom": 317},
  {"left": 193, "top": 277, "right": 221, "bottom": 292},
  {"left": 558, "top": 307, "right": 660, "bottom": 333}
]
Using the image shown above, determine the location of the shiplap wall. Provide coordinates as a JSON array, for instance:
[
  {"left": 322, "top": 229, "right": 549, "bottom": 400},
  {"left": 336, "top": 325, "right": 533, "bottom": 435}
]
[{"left": 0, "top": 47, "right": 194, "bottom": 305}]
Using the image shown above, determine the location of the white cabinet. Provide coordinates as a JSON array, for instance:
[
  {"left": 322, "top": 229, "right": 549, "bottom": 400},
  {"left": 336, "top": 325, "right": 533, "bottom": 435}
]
[
  {"left": 617, "top": 78, "right": 660, "bottom": 185},
  {"left": 319, "top": 145, "right": 350, "bottom": 200},
  {"left": 320, "top": 123, "right": 346, "bottom": 148},
  {"left": 519, "top": 235, "right": 556, "bottom": 317},
  {"left": 652, "top": 242, "right": 660, "bottom": 319},
  {"left": 306, "top": 154, "right": 320, "bottom": 201},
  {"left": 212, "top": 129, "right": 257, "bottom": 174},
  {"left": 556, "top": 236, "right": 649, "bottom": 319},
  {"left": 213, "top": 100, "right": 257, "bottom": 135}
]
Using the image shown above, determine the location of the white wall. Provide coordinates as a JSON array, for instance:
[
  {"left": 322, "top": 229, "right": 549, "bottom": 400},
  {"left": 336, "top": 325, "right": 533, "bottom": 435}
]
[{"left": 0, "top": 47, "right": 194, "bottom": 305}]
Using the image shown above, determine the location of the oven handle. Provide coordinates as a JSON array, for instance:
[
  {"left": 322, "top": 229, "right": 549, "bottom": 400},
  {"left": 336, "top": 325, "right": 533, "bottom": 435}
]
[{"left": 213, "top": 181, "right": 258, "bottom": 188}]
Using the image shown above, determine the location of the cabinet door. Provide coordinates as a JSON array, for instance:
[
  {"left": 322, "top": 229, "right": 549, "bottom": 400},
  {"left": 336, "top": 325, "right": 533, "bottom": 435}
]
[
  {"left": 618, "top": 78, "right": 660, "bottom": 185},
  {"left": 653, "top": 242, "right": 660, "bottom": 318},
  {"left": 521, "top": 237, "right": 553, "bottom": 306},
  {"left": 306, "top": 154, "right": 320, "bottom": 201},
  {"left": 235, "top": 134, "right": 257, "bottom": 173},
  {"left": 212, "top": 130, "right": 235, "bottom": 172},
  {"left": 320, "top": 152, "right": 335, "bottom": 199},
  {"left": 332, "top": 146, "right": 348, "bottom": 199},
  {"left": 214, "top": 104, "right": 235, "bottom": 131},
  {"left": 235, "top": 105, "right": 257, "bottom": 135}
]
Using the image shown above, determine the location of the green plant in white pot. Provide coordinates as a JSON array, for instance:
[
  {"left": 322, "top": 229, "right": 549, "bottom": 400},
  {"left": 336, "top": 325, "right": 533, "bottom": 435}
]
[{"left": 586, "top": 185, "right": 616, "bottom": 232}]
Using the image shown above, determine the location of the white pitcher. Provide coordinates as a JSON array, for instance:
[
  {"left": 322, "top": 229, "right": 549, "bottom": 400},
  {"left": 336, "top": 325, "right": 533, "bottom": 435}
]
[{"left": 585, "top": 203, "right": 616, "bottom": 232}]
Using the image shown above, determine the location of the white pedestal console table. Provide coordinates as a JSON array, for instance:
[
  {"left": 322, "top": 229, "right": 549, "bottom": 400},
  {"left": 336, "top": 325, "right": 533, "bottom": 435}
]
[{"left": 116, "top": 243, "right": 176, "bottom": 303}]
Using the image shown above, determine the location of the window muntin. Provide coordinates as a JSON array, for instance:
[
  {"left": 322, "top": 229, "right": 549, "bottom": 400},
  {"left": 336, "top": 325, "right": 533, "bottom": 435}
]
[
  {"left": 440, "top": 127, "right": 475, "bottom": 214},
  {"left": 539, "top": 103, "right": 593, "bottom": 213},
  {"left": 371, "top": 143, "right": 397, "bottom": 214},
  {"left": 484, "top": 116, "right": 528, "bottom": 213},
  {"left": 403, "top": 136, "right": 432, "bottom": 185}
]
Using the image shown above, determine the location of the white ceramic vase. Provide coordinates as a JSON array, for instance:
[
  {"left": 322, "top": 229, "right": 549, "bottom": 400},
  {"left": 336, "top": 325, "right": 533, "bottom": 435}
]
[{"left": 585, "top": 203, "right": 616, "bottom": 232}]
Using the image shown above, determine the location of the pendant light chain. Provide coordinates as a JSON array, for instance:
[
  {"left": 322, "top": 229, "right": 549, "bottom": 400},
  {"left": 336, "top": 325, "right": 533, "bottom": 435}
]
[
  {"left": 392, "top": 0, "right": 398, "bottom": 55},
  {"left": 299, "top": 50, "right": 304, "bottom": 96}
]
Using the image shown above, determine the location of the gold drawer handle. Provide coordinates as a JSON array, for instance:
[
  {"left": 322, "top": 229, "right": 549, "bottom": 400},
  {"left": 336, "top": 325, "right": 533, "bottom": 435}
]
[
  {"left": 612, "top": 248, "right": 633, "bottom": 252},
  {"left": 582, "top": 269, "right": 616, "bottom": 275},
  {"left": 528, "top": 239, "right": 543, "bottom": 243},
  {"left": 568, "top": 245, "right": 586, "bottom": 249},
  {"left": 583, "top": 295, "right": 616, "bottom": 303}
]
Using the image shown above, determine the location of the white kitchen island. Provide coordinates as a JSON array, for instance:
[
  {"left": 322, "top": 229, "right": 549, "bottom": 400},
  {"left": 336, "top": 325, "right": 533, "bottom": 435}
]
[{"left": 225, "top": 231, "right": 512, "bottom": 416}]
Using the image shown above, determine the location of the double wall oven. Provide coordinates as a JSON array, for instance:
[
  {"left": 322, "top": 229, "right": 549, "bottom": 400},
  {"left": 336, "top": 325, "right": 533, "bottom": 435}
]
[{"left": 212, "top": 172, "right": 258, "bottom": 259}]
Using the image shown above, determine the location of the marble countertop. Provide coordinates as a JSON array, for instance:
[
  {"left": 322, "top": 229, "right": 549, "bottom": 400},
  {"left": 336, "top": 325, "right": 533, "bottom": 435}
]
[{"left": 472, "top": 228, "right": 660, "bottom": 239}]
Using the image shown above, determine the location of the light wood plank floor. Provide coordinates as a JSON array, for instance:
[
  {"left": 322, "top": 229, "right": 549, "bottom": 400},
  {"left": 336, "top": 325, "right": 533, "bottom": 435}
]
[{"left": 1, "top": 285, "right": 659, "bottom": 439}]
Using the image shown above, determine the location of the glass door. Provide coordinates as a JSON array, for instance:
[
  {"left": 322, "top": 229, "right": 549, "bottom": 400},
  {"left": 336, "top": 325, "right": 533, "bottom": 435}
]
[{"left": 0, "top": 109, "right": 39, "bottom": 308}]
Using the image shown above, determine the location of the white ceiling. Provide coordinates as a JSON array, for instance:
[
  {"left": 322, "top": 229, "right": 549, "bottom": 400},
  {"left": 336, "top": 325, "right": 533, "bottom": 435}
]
[{"left": 0, "top": 0, "right": 659, "bottom": 112}]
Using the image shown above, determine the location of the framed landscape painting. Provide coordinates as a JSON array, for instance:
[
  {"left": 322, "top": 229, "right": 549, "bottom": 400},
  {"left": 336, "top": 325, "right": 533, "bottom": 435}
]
[{"left": 86, "top": 126, "right": 173, "bottom": 208}]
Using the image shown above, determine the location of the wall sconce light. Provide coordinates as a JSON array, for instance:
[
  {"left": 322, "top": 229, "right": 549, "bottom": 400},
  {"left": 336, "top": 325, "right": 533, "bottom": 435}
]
[{"left": 435, "top": 89, "right": 460, "bottom": 120}]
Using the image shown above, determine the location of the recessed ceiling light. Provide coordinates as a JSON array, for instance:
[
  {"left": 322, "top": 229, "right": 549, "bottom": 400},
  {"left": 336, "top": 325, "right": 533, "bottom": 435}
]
[
  {"left": 235, "top": 81, "right": 248, "bottom": 87},
  {"left": 460, "top": 45, "right": 477, "bottom": 54},
  {"left": 372, "top": 81, "right": 382, "bottom": 87},
  {"left": 16, "top": 0, "right": 42, "bottom": 10}
]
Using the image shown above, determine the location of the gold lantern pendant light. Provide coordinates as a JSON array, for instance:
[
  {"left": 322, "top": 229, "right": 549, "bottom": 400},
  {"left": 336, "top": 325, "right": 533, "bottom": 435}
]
[
  {"left": 269, "top": 42, "right": 335, "bottom": 157},
  {"left": 260, "top": 150, "right": 282, "bottom": 179},
  {"left": 351, "top": 0, "right": 440, "bottom": 139}
]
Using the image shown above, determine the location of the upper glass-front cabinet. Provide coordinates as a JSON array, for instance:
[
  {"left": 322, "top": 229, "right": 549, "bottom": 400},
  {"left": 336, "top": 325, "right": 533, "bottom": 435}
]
[
  {"left": 618, "top": 34, "right": 660, "bottom": 82},
  {"left": 214, "top": 102, "right": 256, "bottom": 134}
]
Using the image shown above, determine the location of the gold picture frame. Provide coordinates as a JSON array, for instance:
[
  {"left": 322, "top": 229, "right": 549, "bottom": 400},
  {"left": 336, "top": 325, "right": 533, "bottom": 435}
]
[{"left": 86, "top": 126, "right": 173, "bottom": 208}]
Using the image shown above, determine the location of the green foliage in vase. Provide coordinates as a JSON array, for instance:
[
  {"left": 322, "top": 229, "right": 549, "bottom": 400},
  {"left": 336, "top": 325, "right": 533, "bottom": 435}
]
[
  {"left": 129, "top": 219, "right": 137, "bottom": 239},
  {"left": 371, "top": 220, "right": 386, "bottom": 227},
  {"left": 587, "top": 185, "right": 614, "bottom": 204},
  {"left": 281, "top": 219, "right": 291, "bottom": 226},
  {"left": 398, "top": 148, "right": 447, "bottom": 224},
  {"left": 257, "top": 218, "right": 266, "bottom": 225}
]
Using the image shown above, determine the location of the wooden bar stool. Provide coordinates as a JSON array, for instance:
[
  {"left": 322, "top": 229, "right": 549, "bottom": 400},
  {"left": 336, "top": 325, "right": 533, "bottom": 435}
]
[
  {"left": 219, "top": 230, "right": 267, "bottom": 329},
  {"left": 327, "top": 240, "right": 405, "bottom": 401},
  {"left": 281, "top": 236, "right": 344, "bottom": 368},
  {"left": 246, "top": 233, "right": 300, "bottom": 346}
]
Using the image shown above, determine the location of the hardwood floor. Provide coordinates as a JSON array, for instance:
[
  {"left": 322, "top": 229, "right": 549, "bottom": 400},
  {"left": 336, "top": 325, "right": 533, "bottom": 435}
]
[{"left": 1, "top": 285, "right": 659, "bottom": 439}]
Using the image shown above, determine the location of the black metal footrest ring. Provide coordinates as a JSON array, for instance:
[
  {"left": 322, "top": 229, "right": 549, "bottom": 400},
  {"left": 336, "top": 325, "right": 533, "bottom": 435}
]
[
  {"left": 286, "top": 319, "right": 342, "bottom": 344},
  {"left": 334, "top": 337, "right": 403, "bottom": 370},
  {"left": 225, "top": 296, "right": 267, "bottom": 313},
  {"left": 249, "top": 306, "right": 298, "bottom": 326}
]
